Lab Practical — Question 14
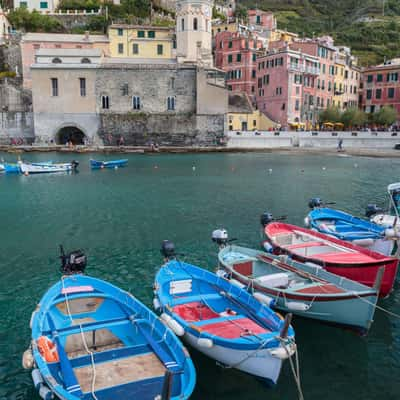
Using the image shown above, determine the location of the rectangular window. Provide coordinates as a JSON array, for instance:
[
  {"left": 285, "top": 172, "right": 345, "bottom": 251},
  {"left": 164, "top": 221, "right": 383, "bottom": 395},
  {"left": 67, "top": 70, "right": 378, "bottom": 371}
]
[
  {"left": 167, "top": 96, "right": 175, "bottom": 110},
  {"left": 19, "top": 1, "right": 27, "bottom": 7},
  {"left": 117, "top": 28, "right": 123, "bottom": 36},
  {"left": 79, "top": 78, "right": 86, "bottom": 97},
  {"left": 148, "top": 31, "right": 155, "bottom": 38},
  {"left": 388, "top": 87, "right": 395, "bottom": 98},
  {"left": 377, "top": 74, "right": 383, "bottom": 82},
  {"left": 295, "top": 99, "right": 300, "bottom": 111},
  {"left": 138, "top": 30, "right": 145, "bottom": 38},
  {"left": 236, "top": 53, "right": 241, "bottom": 62},
  {"left": 256, "top": 15, "right": 261, "bottom": 24},
  {"left": 228, "top": 55, "right": 232, "bottom": 63},
  {"left": 252, "top": 70, "right": 256, "bottom": 79},
  {"left": 157, "top": 44, "right": 163, "bottom": 55},
  {"left": 228, "top": 41, "right": 232, "bottom": 48},
  {"left": 118, "top": 43, "right": 124, "bottom": 54},
  {"left": 40, "top": 1, "right": 48, "bottom": 8},
  {"left": 132, "top": 96, "right": 141, "bottom": 110},
  {"left": 367, "top": 75, "right": 373, "bottom": 83},
  {"left": 101, "top": 95, "right": 109, "bottom": 109},
  {"left": 252, "top": 53, "right": 256, "bottom": 62},
  {"left": 376, "top": 89, "right": 382, "bottom": 99},
  {"left": 121, "top": 83, "right": 128, "bottom": 96},
  {"left": 366, "top": 89, "right": 372, "bottom": 100},
  {"left": 51, "top": 78, "right": 58, "bottom": 97},
  {"left": 132, "top": 43, "right": 139, "bottom": 54}
]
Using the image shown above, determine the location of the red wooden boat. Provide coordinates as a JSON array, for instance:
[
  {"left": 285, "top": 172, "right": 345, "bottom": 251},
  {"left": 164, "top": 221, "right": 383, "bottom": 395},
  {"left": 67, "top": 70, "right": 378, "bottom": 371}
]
[{"left": 263, "top": 222, "right": 398, "bottom": 297}]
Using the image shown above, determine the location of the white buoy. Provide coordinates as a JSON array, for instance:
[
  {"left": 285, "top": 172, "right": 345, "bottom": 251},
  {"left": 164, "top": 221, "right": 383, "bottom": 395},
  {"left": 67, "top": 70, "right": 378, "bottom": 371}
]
[
  {"left": 153, "top": 297, "right": 161, "bottom": 311},
  {"left": 268, "top": 168, "right": 273, "bottom": 173},
  {"left": 114, "top": 165, "right": 119, "bottom": 169},
  {"left": 322, "top": 166, "right": 326, "bottom": 170},
  {"left": 23, "top": 348, "right": 34, "bottom": 370},
  {"left": 253, "top": 292, "right": 275, "bottom": 308},
  {"left": 167, "top": 319, "right": 185, "bottom": 336},
  {"left": 286, "top": 302, "right": 311, "bottom": 311},
  {"left": 192, "top": 166, "right": 196, "bottom": 171}
]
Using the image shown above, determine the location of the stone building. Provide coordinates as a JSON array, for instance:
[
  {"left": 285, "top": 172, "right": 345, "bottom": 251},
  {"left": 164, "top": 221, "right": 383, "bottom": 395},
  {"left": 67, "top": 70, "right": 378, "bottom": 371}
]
[
  {"left": 31, "top": 50, "right": 227, "bottom": 145},
  {"left": 0, "top": 8, "right": 11, "bottom": 44}
]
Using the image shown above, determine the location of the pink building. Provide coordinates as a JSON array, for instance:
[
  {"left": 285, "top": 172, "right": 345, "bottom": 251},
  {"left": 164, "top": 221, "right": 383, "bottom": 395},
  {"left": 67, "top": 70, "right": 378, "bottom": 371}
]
[
  {"left": 20, "top": 32, "right": 109, "bottom": 88},
  {"left": 214, "top": 30, "right": 264, "bottom": 102},
  {"left": 361, "top": 59, "right": 400, "bottom": 121},
  {"left": 256, "top": 46, "right": 320, "bottom": 127},
  {"left": 247, "top": 9, "right": 276, "bottom": 32},
  {"left": 289, "top": 38, "right": 336, "bottom": 113}
]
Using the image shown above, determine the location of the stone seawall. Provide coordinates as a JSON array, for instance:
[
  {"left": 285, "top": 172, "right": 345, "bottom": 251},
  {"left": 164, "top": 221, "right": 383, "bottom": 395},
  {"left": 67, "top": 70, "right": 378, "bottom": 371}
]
[
  {"left": 0, "top": 112, "right": 34, "bottom": 144},
  {"left": 99, "top": 113, "right": 225, "bottom": 146},
  {"left": 227, "top": 131, "right": 400, "bottom": 149}
]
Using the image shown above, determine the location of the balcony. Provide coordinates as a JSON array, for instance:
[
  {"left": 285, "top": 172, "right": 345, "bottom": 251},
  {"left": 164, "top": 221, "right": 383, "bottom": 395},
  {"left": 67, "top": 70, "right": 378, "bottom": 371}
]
[{"left": 289, "top": 64, "right": 320, "bottom": 75}]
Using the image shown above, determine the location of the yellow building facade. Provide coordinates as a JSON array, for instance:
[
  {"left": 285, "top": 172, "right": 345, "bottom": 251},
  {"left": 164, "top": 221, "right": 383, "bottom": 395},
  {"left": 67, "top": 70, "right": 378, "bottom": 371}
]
[
  {"left": 109, "top": 25, "right": 175, "bottom": 59},
  {"left": 228, "top": 110, "right": 276, "bottom": 131},
  {"left": 211, "top": 21, "right": 239, "bottom": 37}
]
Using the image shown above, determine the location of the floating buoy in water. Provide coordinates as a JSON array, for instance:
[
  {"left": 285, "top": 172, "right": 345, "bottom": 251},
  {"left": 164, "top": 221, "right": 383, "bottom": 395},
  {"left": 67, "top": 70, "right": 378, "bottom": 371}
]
[
  {"left": 100, "top": 165, "right": 105, "bottom": 169},
  {"left": 114, "top": 165, "right": 118, "bottom": 170},
  {"left": 354, "top": 163, "right": 358, "bottom": 168},
  {"left": 322, "top": 166, "right": 326, "bottom": 170},
  {"left": 154, "top": 165, "right": 158, "bottom": 169},
  {"left": 268, "top": 168, "right": 273, "bottom": 173},
  {"left": 192, "top": 166, "right": 196, "bottom": 171},
  {"left": 24, "top": 171, "right": 29, "bottom": 176}
]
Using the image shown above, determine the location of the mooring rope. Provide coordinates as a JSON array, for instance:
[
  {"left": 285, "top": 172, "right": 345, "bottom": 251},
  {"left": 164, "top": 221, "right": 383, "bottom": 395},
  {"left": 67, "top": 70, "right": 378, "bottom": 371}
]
[{"left": 61, "top": 276, "right": 98, "bottom": 400}]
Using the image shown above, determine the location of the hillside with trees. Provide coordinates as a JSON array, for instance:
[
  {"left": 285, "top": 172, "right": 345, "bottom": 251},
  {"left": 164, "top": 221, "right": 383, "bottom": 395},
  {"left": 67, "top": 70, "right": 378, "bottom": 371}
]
[{"left": 239, "top": 0, "right": 400, "bottom": 65}]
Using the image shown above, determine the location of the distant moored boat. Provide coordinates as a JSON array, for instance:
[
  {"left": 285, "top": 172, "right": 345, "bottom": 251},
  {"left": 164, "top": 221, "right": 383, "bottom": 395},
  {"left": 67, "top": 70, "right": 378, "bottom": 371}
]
[{"left": 90, "top": 159, "right": 128, "bottom": 169}]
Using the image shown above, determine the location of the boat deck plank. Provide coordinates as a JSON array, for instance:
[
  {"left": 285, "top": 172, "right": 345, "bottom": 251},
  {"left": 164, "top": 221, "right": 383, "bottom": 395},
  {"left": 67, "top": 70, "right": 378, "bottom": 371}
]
[{"left": 74, "top": 352, "right": 166, "bottom": 393}]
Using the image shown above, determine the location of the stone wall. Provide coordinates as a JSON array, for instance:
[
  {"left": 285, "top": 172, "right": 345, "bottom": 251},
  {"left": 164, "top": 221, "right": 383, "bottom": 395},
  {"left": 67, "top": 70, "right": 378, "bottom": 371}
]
[
  {"left": 0, "top": 111, "right": 34, "bottom": 144},
  {"left": 0, "top": 43, "right": 22, "bottom": 75},
  {"left": 99, "top": 113, "right": 225, "bottom": 146}
]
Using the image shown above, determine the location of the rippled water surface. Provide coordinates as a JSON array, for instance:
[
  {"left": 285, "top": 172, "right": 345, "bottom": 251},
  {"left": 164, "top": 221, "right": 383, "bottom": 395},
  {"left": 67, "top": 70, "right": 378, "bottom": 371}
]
[{"left": 0, "top": 151, "right": 399, "bottom": 400}]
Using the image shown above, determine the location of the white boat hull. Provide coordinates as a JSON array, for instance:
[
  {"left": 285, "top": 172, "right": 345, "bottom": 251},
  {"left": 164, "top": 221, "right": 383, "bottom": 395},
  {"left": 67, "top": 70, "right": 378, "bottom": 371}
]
[
  {"left": 20, "top": 163, "right": 74, "bottom": 174},
  {"left": 371, "top": 214, "right": 399, "bottom": 229},
  {"left": 183, "top": 330, "right": 286, "bottom": 384}
]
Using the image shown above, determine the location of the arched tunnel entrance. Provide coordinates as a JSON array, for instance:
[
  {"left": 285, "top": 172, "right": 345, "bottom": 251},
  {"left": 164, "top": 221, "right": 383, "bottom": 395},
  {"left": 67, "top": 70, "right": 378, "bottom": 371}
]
[{"left": 56, "top": 126, "right": 86, "bottom": 145}]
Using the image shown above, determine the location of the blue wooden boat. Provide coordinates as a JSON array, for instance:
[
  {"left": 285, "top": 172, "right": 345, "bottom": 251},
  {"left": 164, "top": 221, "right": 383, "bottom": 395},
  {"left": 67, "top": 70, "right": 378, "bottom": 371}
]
[
  {"left": 3, "top": 162, "right": 21, "bottom": 173},
  {"left": 154, "top": 241, "right": 296, "bottom": 386},
  {"left": 218, "top": 244, "right": 380, "bottom": 334},
  {"left": 25, "top": 249, "right": 196, "bottom": 400},
  {"left": 306, "top": 204, "right": 394, "bottom": 255},
  {"left": 90, "top": 159, "right": 128, "bottom": 169}
]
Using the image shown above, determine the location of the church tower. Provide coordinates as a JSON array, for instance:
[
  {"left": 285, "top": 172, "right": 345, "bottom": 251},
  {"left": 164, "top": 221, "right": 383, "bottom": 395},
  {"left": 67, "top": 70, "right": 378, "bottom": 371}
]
[{"left": 175, "top": 0, "right": 213, "bottom": 66}]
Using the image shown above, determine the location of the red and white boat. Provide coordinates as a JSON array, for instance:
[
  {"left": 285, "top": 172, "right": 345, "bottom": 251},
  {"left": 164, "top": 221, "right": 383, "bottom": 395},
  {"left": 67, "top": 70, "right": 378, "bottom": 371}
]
[{"left": 263, "top": 222, "right": 398, "bottom": 297}]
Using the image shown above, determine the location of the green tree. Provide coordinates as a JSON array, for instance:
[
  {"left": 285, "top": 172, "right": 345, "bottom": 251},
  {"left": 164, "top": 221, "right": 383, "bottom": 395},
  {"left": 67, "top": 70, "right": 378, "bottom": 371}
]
[
  {"left": 341, "top": 107, "right": 367, "bottom": 128},
  {"left": 318, "top": 106, "right": 342, "bottom": 123},
  {"left": 373, "top": 106, "right": 398, "bottom": 126},
  {"left": 7, "top": 8, "right": 63, "bottom": 32},
  {"left": 234, "top": 5, "right": 247, "bottom": 23}
]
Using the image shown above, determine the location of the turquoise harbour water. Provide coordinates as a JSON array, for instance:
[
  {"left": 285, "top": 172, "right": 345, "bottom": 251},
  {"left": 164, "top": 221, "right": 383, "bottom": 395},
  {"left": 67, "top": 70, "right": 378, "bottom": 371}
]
[{"left": 0, "top": 151, "right": 399, "bottom": 400}]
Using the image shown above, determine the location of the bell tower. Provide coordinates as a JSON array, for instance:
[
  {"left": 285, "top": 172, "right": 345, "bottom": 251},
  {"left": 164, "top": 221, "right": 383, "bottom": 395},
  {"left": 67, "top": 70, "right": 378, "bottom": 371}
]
[{"left": 175, "top": 0, "right": 213, "bottom": 66}]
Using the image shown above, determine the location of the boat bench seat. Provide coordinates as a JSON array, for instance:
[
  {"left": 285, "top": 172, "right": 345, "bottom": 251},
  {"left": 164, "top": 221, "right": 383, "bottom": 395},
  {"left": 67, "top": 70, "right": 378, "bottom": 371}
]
[
  {"left": 285, "top": 241, "right": 324, "bottom": 250},
  {"left": 171, "top": 293, "right": 222, "bottom": 307}
]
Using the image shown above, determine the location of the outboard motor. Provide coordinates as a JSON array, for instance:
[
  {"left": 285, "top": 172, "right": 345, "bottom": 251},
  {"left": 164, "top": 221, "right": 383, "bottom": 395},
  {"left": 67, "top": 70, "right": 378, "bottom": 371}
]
[
  {"left": 212, "top": 229, "right": 229, "bottom": 247},
  {"left": 260, "top": 212, "right": 274, "bottom": 227},
  {"left": 160, "top": 240, "right": 176, "bottom": 260},
  {"left": 71, "top": 160, "right": 79, "bottom": 170},
  {"left": 308, "top": 198, "right": 323, "bottom": 209},
  {"left": 365, "top": 204, "right": 383, "bottom": 218},
  {"left": 60, "top": 245, "right": 87, "bottom": 275}
]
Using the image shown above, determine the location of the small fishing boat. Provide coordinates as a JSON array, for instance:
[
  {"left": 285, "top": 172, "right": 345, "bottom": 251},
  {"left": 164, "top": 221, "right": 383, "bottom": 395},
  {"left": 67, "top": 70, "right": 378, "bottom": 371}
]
[
  {"left": 262, "top": 222, "right": 398, "bottom": 297},
  {"left": 305, "top": 199, "right": 396, "bottom": 255},
  {"left": 369, "top": 183, "right": 400, "bottom": 230},
  {"left": 3, "top": 162, "right": 21, "bottom": 173},
  {"left": 20, "top": 161, "right": 79, "bottom": 174},
  {"left": 218, "top": 242, "right": 380, "bottom": 334},
  {"left": 90, "top": 159, "right": 128, "bottom": 169},
  {"left": 23, "top": 247, "right": 196, "bottom": 400},
  {"left": 154, "top": 241, "right": 296, "bottom": 386}
]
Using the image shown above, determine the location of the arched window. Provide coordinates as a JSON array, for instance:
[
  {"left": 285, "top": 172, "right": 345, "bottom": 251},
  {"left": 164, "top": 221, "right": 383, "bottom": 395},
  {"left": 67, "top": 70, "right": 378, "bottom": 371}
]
[
  {"left": 193, "top": 17, "right": 198, "bottom": 31},
  {"left": 167, "top": 96, "right": 175, "bottom": 111},
  {"left": 81, "top": 57, "right": 91, "bottom": 64},
  {"left": 101, "top": 95, "right": 110, "bottom": 109},
  {"left": 52, "top": 57, "right": 62, "bottom": 64},
  {"left": 132, "top": 96, "right": 141, "bottom": 110},
  {"left": 181, "top": 18, "right": 185, "bottom": 31}
]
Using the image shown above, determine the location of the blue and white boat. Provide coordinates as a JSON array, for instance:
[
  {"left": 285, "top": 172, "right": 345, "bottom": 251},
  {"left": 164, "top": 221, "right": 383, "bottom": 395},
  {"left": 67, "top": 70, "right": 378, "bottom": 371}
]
[
  {"left": 306, "top": 198, "right": 395, "bottom": 255},
  {"left": 3, "top": 162, "right": 21, "bottom": 173},
  {"left": 90, "top": 159, "right": 128, "bottom": 169},
  {"left": 154, "top": 241, "right": 296, "bottom": 386},
  {"left": 24, "top": 248, "right": 196, "bottom": 400}
]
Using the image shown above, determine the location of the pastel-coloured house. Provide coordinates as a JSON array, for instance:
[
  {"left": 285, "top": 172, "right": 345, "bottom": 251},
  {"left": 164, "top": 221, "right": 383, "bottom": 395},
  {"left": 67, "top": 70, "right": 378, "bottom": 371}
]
[
  {"left": 0, "top": 7, "right": 11, "bottom": 43},
  {"left": 20, "top": 32, "right": 109, "bottom": 88}
]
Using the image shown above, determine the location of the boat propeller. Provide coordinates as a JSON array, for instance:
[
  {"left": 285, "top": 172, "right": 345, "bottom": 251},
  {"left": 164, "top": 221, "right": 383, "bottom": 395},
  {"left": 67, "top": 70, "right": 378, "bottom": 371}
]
[
  {"left": 260, "top": 212, "right": 287, "bottom": 227},
  {"left": 59, "top": 245, "right": 87, "bottom": 275},
  {"left": 308, "top": 198, "right": 336, "bottom": 209}
]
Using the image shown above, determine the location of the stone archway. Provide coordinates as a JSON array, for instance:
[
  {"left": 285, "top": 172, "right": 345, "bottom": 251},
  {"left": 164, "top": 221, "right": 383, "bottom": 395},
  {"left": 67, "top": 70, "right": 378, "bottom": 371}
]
[{"left": 56, "top": 126, "right": 86, "bottom": 145}]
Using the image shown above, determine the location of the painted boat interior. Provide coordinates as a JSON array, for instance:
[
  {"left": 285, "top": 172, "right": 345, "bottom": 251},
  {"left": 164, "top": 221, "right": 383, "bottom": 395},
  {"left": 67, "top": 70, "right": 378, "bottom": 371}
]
[{"left": 38, "top": 287, "right": 186, "bottom": 400}]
